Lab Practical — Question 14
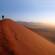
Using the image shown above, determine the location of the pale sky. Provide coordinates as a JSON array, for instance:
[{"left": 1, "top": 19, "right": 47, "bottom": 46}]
[{"left": 0, "top": 0, "right": 55, "bottom": 23}]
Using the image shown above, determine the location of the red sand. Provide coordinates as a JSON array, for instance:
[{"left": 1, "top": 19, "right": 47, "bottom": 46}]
[{"left": 0, "top": 19, "right": 55, "bottom": 55}]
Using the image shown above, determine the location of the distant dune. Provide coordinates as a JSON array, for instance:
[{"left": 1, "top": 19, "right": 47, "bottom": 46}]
[
  {"left": 17, "top": 21, "right": 55, "bottom": 43},
  {"left": 0, "top": 19, "right": 55, "bottom": 55}
]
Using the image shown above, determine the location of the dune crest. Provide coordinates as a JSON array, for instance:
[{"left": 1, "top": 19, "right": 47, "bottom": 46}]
[{"left": 0, "top": 19, "right": 55, "bottom": 55}]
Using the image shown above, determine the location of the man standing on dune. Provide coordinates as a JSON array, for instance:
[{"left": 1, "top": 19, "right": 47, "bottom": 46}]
[{"left": 2, "top": 15, "right": 4, "bottom": 20}]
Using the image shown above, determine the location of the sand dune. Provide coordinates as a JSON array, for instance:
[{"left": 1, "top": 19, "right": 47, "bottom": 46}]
[{"left": 0, "top": 19, "right": 55, "bottom": 55}]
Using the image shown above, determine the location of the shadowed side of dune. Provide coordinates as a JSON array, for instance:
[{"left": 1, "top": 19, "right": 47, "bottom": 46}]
[{"left": 1, "top": 19, "right": 55, "bottom": 55}]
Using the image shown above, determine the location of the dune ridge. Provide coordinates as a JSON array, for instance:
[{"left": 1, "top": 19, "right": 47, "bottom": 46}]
[{"left": 0, "top": 19, "right": 55, "bottom": 55}]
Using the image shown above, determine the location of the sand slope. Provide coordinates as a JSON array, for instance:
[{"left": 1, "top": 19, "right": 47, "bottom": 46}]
[{"left": 0, "top": 19, "right": 55, "bottom": 55}]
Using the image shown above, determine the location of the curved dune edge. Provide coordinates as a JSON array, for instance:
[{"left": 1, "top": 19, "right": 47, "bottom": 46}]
[{"left": 0, "top": 19, "right": 55, "bottom": 55}]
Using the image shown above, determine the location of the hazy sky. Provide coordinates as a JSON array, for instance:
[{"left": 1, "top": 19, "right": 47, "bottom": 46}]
[{"left": 0, "top": 0, "right": 55, "bottom": 23}]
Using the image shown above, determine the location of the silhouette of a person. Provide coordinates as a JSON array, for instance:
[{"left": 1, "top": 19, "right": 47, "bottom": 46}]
[{"left": 2, "top": 15, "right": 4, "bottom": 20}]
